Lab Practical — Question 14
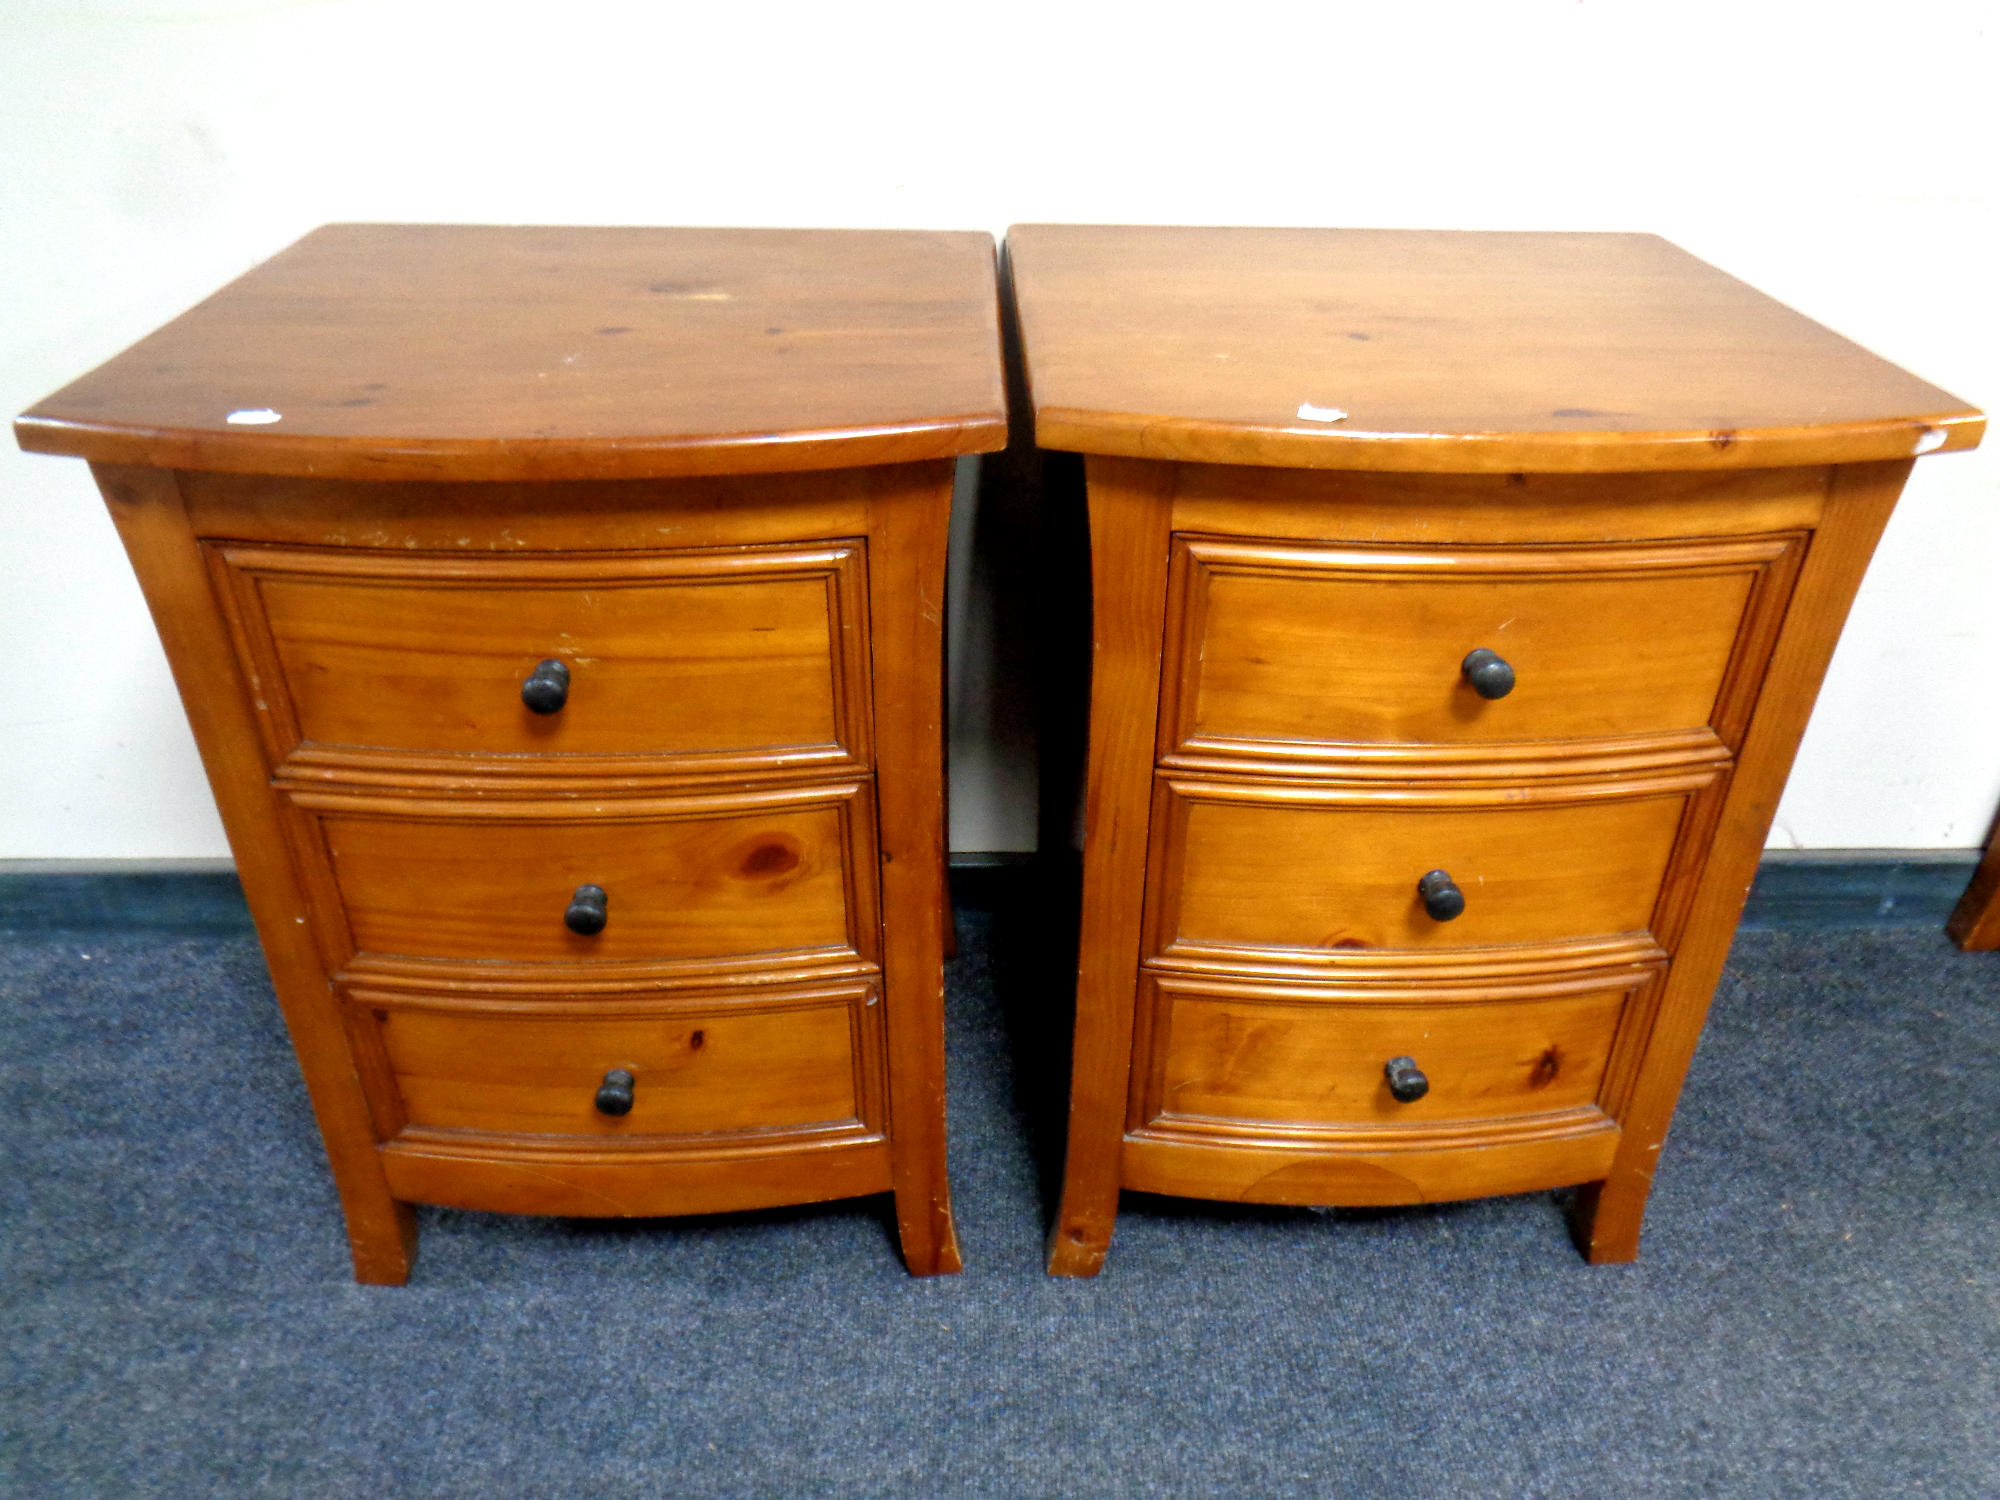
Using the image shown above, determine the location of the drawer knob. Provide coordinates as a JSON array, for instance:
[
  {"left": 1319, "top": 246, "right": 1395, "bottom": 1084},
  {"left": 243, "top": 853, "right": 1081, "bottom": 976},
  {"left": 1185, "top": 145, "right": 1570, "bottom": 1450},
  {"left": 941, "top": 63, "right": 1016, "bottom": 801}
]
[
  {"left": 521, "top": 659, "right": 571, "bottom": 714},
  {"left": 1461, "top": 648, "right": 1516, "bottom": 700},
  {"left": 594, "top": 1068, "right": 636, "bottom": 1116},
  {"left": 1384, "top": 1056, "right": 1430, "bottom": 1103},
  {"left": 1417, "top": 869, "right": 1466, "bottom": 922},
  {"left": 564, "top": 884, "right": 609, "bottom": 935}
]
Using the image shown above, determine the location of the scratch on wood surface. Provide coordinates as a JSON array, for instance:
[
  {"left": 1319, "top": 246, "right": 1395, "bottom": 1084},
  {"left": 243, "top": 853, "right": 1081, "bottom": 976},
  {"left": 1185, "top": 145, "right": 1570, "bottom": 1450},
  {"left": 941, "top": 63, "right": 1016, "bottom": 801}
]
[{"left": 489, "top": 1163, "right": 640, "bottom": 1215}]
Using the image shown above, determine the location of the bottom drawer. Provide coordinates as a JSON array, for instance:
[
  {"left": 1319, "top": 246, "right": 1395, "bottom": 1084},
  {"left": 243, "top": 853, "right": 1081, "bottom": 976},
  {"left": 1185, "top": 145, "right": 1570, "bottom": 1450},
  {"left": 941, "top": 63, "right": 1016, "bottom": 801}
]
[
  {"left": 1125, "top": 966, "right": 1660, "bottom": 1207},
  {"left": 346, "top": 979, "right": 884, "bottom": 1144},
  {"left": 1138, "top": 971, "right": 1634, "bottom": 1133}
]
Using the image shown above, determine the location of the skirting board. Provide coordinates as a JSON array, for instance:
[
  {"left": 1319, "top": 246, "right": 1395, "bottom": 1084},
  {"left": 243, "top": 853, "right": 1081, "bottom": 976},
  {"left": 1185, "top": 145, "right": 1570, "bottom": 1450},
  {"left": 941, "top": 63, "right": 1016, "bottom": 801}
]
[
  {"left": 0, "top": 850, "right": 1985, "bottom": 937},
  {"left": 1738, "top": 849, "right": 1982, "bottom": 932}
]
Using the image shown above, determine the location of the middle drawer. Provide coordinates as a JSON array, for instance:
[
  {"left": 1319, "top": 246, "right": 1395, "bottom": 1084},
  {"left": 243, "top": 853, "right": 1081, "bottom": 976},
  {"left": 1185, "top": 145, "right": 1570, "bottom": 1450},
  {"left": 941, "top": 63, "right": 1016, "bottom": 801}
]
[
  {"left": 288, "top": 780, "right": 879, "bottom": 971},
  {"left": 1145, "top": 773, "right": 1713, "bottom": 967}
]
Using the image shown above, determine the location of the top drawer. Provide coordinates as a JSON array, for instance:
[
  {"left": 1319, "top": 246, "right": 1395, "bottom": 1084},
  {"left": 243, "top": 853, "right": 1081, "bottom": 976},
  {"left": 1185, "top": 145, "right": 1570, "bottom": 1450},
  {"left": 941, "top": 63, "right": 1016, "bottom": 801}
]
[
  {"left": 209, "top": 542, "right": 871, "bottom": 778},
  {"left": 1160, "top": 534, "right": 1803, "bottom": 764}
]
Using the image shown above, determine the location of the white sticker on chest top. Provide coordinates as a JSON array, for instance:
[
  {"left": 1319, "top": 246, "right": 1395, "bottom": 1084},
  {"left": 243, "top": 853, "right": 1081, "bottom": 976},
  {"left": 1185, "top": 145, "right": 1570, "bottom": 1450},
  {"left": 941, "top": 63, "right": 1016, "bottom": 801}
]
[{"left": 1296, "top": 402, "right": 1348, "bottom": 423}]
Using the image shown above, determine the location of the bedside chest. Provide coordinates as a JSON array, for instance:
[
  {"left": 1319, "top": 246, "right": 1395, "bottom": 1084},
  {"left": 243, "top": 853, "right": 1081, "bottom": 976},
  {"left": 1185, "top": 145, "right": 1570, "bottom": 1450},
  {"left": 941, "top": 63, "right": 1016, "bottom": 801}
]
[
  {"left": 16, "top": 224, "right": 1006, "bottom": 1281},
  {"left": 1005, "top": 225, "right": 1983, "bottom": 1276}
]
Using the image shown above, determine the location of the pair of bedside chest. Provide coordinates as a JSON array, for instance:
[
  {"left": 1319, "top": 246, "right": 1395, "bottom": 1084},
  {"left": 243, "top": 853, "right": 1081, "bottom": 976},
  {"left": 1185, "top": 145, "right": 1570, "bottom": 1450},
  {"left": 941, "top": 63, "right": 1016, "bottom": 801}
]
[{"left": 17, "top": 223, "right": 1981, "bottom": 1282}]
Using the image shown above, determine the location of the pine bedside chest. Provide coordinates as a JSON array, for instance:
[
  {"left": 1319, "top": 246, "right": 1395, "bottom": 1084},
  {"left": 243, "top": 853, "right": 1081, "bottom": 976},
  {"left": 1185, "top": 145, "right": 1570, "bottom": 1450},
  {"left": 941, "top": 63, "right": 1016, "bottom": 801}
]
[
  {"left": 1005, "top": 224, "right": 1983, "bottom": 1276},
  {"left": 16, "top": 224, "right": 1007, "bottom": 1281}
]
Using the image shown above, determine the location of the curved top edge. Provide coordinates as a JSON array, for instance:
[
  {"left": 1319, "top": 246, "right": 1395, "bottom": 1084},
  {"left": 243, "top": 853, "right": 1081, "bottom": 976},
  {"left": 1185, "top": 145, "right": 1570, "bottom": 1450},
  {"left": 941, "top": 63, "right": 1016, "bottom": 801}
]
[
  {"left": 14, "top": 412, "right": 1009, "bottom": 482},
  {"left": 1032, "top": 408, "right": 1985, "bottom": 475}
]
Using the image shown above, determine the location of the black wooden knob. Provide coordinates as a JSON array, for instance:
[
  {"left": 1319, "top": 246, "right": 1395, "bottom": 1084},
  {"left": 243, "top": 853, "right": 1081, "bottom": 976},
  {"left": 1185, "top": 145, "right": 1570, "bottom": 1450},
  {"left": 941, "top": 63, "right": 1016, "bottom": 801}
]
[
  {"left": 595, "top": 1068, "right": 635, "bottom": 1116},
  {"left": 1384, "top": 1056, "right": 1430, "bottom": 1103},
  {"left": 1418, "top": 869, "right": 1465, "bottom": 922},
  {"left": 1461, "top": 648, "right": 1515, "bottom": 700},
  {"left": 564, "top": 884, "right": 608, "bottom": 935},
  {"left": 522, "top": 659, "right": 571, "bottom": 714}
]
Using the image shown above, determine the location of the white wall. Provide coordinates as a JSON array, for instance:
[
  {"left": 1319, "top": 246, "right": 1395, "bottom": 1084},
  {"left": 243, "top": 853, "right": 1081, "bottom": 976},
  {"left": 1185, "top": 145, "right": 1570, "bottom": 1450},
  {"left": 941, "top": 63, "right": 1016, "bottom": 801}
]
[{"left": 3, "top": 0, "right": 1994, "bottom": 857}]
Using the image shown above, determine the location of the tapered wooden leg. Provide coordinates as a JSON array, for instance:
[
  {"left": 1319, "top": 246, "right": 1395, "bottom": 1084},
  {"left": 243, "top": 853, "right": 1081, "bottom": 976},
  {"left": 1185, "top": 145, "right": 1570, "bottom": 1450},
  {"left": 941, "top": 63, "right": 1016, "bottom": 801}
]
[
  {"left": 1571, "top": 461, "right": 1910, "bottom": 1266},
  {"left": 869, "top": 464, "right": 964, "bottom": 1276},
  {"left": 1567, "top": 1180, "right": 1642, "bottom": 1264},
  {"left": 938, "top": 578, "right": 957, "bottom": 963},
  {"left": 1047, "top": 458, "right": 1178, "bottom": 1277},
  {"left": 95, "top": 464, "right": 418, "bottom": 1286},
  {"left": 1046, "top": 1198, "right": 1116, "bottom": 1276},
  {"left": 351, "top": 1199, "right": 421, "bottom": 1285},
  {"left": 1946, "top": 821, "right": 2000, "bottom": 950}
]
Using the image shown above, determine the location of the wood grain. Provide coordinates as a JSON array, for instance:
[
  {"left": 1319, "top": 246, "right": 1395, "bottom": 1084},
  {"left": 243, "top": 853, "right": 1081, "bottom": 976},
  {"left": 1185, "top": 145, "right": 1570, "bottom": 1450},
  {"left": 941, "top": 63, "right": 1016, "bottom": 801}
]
[
  {"left": 374, "top": 998, "right": 867, "bottom": 1138},
  {"left": 1120, "top": 1123, "right": 1620, "bottom": 1208},
  {"left": 380, "top": 1134, "right": 894, "bottom": 1219},
  {"left": 1007, "top": 225, "right": 1982, "bottom": 473},
  {"left": 1163, "top": 534, "right": 1798, "bottom": 755},
  {"left": 1569, "top": 460, "right": 1916, "bottom": 1261},
  {"left": 20, "top": 225, "right": 1007, "bottom": 480},
  {"left": 1172, "top": 463, "right": 1833, "bottom": 545},
  {"left": 211, "top": 541, "right": 868, "bottom": 773},
  {"left": 865, "top": 461, "right": 965, "bottom": 1275},
  {"left": 299, "top": 784, "right": 876, "bottom": 969},
  {"left": 91, "top": 464, "right": 417, "bottom": 1283},
  {"left": 1047, "top": 456, "right": 1179, "bottom": 1277},
  {"left": 1150, "top": 777, "right": 1703, "bottom": 959},
  {"left": 1140, "top": 975, "right": 1629, "bottom": 1132},
  {"left": 180, "top": 467, "right": 877, "bottom": 552}
]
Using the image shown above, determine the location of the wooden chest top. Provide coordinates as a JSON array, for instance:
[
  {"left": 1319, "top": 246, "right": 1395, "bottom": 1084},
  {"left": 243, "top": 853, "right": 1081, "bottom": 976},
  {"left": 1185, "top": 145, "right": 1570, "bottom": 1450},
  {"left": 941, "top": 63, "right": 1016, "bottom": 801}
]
[
  {"left": 1005, "top": 224, "right": 1982, "bottom": 474},
  {"left": 15, "top": 224, "right": 1008, "bottom": 483}
]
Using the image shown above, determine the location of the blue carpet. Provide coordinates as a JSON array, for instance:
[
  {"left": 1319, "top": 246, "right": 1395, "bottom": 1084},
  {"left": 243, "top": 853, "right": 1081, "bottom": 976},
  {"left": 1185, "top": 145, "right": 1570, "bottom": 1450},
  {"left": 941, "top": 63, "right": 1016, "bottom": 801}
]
[{"left": 2, "top": 915, "right": 1995, "bottom": 1498}]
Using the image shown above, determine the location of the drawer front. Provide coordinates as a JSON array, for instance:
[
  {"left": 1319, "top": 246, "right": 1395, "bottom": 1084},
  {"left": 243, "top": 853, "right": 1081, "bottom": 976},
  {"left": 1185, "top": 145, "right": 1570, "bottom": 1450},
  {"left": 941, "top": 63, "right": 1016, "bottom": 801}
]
[
  {"left": 300, "top": 784, "right": 876, "bottom": 968},
  {"left": 362, "top": 990, "right": 876, "bottom": 1140},
  {"left": 1150, "top": 778, "right": 1701, "bottom": 961},
  {"left": 1161, "top": 535, "right": 1801, "bottom": 759},
  {"left": 1136, "top": 971, "right": 1636, "bottom": 1133},
  {"left": 212, "top": 542, "right": 870, "bottom": 773}
]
